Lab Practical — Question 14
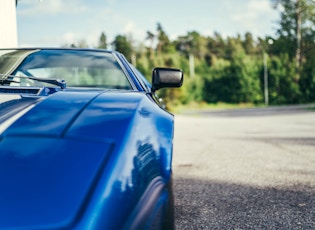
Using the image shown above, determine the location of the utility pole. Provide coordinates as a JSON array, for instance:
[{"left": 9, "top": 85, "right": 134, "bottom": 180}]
[
  {"left": 189, "top": 54, "right": 195, "bottom": 78},
  {"left": 263, "top": 38, "right": 273, "bottom": 106},
  {"left": 263, "top": 52, "right": 269, "bottom": 105},
  {"left": 0, "top": 0, "right": 18, "bottom": 48},
  {"left": 296, "top": 0, "right": 301, "bottom": 75}
]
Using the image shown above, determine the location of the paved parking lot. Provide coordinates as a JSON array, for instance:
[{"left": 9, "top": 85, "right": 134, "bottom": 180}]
[{"left": 173, "top": 105, "right": 315, "bottom": 229}]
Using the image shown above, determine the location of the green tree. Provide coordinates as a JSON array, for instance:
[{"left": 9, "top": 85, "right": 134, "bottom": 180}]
[
  {"left": 62, "top": 11, "right": 315, "bottom": 105},
  {"left": 300, "top": 48, "right": 315, "bottom": 101},
  {"left": 242, "top": 32, "right": 256, "bottom": 55},
  {"left": 175, "top": 31, "right": 207, "bottom": 59},
  {"left": 146, "top": 31, "right": 155, "bottom": 61},
  {"left": 267, "top": 54, "right": 300, "bottom": 104},
  {"left": 156, "top": 23, "right": 172, "bottom": 54},
  {"left": 112, "top": 35, "right": 132, "bottom": 61},
  {"left": 272, "top": 0, "right": 315, "bottom": 73},
  {"left": 63, "top": 39, "right": 88, "bottom": 48},
  {"left": 203, "top": 38, "right": 263, "bottom": 104},
  {"left": 98, "top": 32, "right": 107, "bottom": 49},
  {"left": 207, "top": 32, "right": 226, "bottom": 59},
  {"left": 272, "top": 0, "right": 315, "bottom": 102}
]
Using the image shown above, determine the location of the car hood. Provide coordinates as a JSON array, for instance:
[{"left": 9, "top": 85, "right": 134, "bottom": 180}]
[{"left": 0, "top": 90, "right": 144, "bottom": 229}]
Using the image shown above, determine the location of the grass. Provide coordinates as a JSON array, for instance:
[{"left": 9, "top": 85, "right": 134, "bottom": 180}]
[
  {"left": 170, "top": 101, "right": 262, "bottom": 114},
  {"left": 170, "top": 101, "right": 315, "bottom": 114}
]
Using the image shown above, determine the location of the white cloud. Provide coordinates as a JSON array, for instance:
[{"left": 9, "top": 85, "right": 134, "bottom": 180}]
[
  {"left": 124, "top": 21, "right": 135, "bottom": 34},
  {"left": 228, "top": 0, "right": 278, "bottom": 37},
  {"left": 231, "top": 0, "right": 274, "bottom": 22},
  {"left": 123, "top": 21, "right": 146, "bottom": 43},
  {"left": 248, "top": 0, "right": 273, "bottom": 13},
  {"left": 16, "top": 0, "right": 281, "bottom": 47},
  {"left": 62, "top": 32, "right": 76, "bottom": 44},
  {"left": 17, "top": 0, "right": 87, "bottom": 16}
]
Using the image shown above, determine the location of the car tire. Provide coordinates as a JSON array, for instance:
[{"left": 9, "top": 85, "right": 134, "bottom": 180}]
[{"left": 162, "top": 177, "right": 175, "bottom": 230}]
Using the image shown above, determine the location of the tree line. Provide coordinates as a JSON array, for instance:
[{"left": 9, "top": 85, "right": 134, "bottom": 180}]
[{"left": 67, "top": 0, "right": 315, "bottom": 107}]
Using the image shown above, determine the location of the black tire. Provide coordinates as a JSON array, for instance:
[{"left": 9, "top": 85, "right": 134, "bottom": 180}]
[{"left": 162, "top": 176, "right": 175, "bottom": 230}]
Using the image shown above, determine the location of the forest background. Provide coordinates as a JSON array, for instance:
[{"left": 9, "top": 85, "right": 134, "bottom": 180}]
[{"left": 67, "top": 0, "right": 315, "bottom": 109}]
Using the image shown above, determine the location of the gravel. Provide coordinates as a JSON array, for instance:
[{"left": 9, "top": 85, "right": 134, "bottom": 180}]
[{"left": 173, "top": 105, "right": 315, "bottom": 229}]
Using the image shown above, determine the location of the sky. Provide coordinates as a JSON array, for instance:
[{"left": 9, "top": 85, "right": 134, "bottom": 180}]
[{"left": 16, "top": 0, "right": 280, "bottom": 48}]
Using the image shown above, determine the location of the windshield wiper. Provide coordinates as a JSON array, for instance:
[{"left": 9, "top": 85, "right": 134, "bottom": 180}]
[
  {"left": 0, "top": 74, "right": 67, "bottom": 89},
  {"left": 27, "top": 76, "right": 66, "bottom": 89}
]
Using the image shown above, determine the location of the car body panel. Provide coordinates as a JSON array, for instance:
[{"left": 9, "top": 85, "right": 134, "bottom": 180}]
[
  {"left": 2, "top": 91, "right": 101, "bottom": 137},
  {"left": 0, "top": 48, "right": 182, "bottom": 229},
  {"left": 0, "top": 136, "right": 113, "bottom": 229}
]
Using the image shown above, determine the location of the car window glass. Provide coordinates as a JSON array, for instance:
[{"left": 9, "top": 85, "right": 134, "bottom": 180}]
[
  {"left": 130, "top": 65, "right": 152, "bottom": 92},
  {"left": 1, "top": 50, "right": 132, "bottom": 90}
]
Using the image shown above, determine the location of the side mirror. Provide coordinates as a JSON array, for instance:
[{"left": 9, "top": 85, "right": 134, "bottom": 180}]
[{"left": 151, "top": 67, "right": 183, "bottom": 91}]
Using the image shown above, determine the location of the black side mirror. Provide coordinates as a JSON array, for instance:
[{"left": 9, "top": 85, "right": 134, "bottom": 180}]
[{"left": 151, "top": 67, "right": 183, "bottom": 91}]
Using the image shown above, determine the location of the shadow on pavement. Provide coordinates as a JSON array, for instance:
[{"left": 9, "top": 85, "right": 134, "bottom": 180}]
[
  {"left": 183, "top": 104, "right": 315, "bottom": 117},
  {"left": 174, "top": 177, "right": 315, "bottom": 229},
  {"left": 245, "top": 136, "right": 315, "bottom": 147}
]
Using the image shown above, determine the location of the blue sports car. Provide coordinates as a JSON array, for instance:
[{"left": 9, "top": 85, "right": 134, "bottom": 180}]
[{"left": 0, "top": 48, "right": 183, "bottom": 230}]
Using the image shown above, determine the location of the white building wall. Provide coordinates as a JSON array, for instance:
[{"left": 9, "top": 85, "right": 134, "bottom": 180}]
[{"left": 0, "top": 0, "right": 18, "bottom": 48}]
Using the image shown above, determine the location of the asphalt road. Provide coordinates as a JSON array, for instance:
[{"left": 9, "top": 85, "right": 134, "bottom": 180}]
[{"left": 173, "top": 105, "right": 315, "bottom": 229}]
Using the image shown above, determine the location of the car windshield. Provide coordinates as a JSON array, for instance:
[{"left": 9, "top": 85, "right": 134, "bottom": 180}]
[{"left": 0, "top": 49, "right": 132, "bottom": 90}]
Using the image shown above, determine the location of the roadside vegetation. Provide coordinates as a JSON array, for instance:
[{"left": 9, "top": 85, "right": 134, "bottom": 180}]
[{"left": 67, "top": 0, "right": 315, "bottom": 109}]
